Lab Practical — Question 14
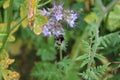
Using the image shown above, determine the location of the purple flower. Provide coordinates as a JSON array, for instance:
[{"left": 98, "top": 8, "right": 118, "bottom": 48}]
[
  {"left": 41, "top": 2, "right": 78, "bottom": 37},
  {"left": 66, "top": 20, "right": 75, "bottom": 27},
  {"left": 64, "top": 10, "right": 78, "bottom": 27},
  {"left": 52, "top": 23, "right": 64, "bottom": 37},
  {"left": 50, "top": 4, "right": 63, "bottom": 21},
  {"left": 41, "top": 8, "right": 50, "bottom": 16},
  {"left": 42, "top": 19, "right": 54, "bottom": 36},
  {"left": 53, "top": 13, "right": 63, "bottom": 21},
  {"left": 70, "top": 12, "right": 78, "bottom": 20},
  {"left": 42, "top": 20, "right": 64, "bottom": 37},
  {"left": 42, "top": 26, "right": 52, "bottom": 36}
]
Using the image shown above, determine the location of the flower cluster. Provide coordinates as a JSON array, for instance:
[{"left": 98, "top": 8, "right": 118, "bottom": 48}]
[{"left": 41, "top": 3, "right": 78, "bottom": 37}]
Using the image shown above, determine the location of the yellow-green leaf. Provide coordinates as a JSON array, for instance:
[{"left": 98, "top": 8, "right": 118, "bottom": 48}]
[
  {"left": 10, "top": 21, "right": 20, "bottom": 34},
  {"left": 33, "top": 14, "right": 48, "bottom": 35},
  {"left": 35, "top": 14, "right": 48, "bottom": 26},
  {"left": 84, "top": 12, "right": 98, "bottom": 24},
  {"left": 20, "top": 4, "right": 28, "bottom": 28},
  {"left": 0, "top": 23, "right": 7, "bottom": 32},
  {"left": 8, "top": 35, "right": 15, "bottom": 42},
  {"left": 3, "top": 0, "right": 10, "bottom": 9},
  {"left": 33, "top": 24, "right": 42, "bottom": 35},
  {"left": 8, "top": 39, "right": 23, "bottom": 56},
  {"left": 106, "top": 4, "right": 120, "bottom": 31},
  {"left": 0, "top": 42, "right": 2, "bottom": 48}
]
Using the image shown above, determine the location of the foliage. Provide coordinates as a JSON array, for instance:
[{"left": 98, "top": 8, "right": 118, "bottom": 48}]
[
  {"left": 79, "top": 63, "right": 110, "bottom": 80},
  {"left": 0, "top": 0, "right": 120, "bottom": 80},
  {"left": 32, "top": 57, "right": 79, "bottom": 80}
]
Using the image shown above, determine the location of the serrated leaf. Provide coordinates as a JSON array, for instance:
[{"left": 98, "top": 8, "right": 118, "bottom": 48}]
[
  {"left": 75, "top": 54, "right": 88, "bottom": 61},
  {"left": 80, "top": 59, "right": 89, "bottom": 68},
  {"left": 37, "top": 47, "right": 56, "bottom": 61},
  {"left": 0, "top": 50, "right": 18, "bottom": 80},
  {"left": 31, "top": 62, "right": 61, "bottom": 80},
  {"left": 0, "top": 58, "right": 14, "bottom": 69},
  {"left": 95, "top": 54, "right": 109, "bottom": 64},
  {"left": 2, "top": 70, "right": 20, "bottom": 80}
]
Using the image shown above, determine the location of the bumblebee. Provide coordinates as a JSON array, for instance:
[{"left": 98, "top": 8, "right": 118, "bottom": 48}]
[{"left": 55, "top": 34, "right": 64, "bottom": 46}]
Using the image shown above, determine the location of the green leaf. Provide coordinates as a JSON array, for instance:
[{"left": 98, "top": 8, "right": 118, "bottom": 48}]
[
  {"left": 20, "top": 4, "right": 28, "bottom": 28},
  {"left": 35, "top": 14, "right": 48, "bottom": 26},
  {"left": 0, "top": 33, "right": 7, "bottom": 37},
  {"left": 107, "top": 4, "right": 120, "bottom": 31},
  {"left": 8, "top": 35, "right": 15, "bottom": 42},
  {"left": 57, "top": 57, "right": 79, "bottom": 80},
  {"left": 80, "top": 59, "right": 89, "bottom": 68},
  {"left": 0, "top": 0, "right": 5, "bottom": 7},
  {"left": 33, "top": 14, "right": 48, "bottom": 35},
  {"left": 75, "top": 53, "right": 88, "bottom": 61},
  {"left": 31, "top": 62, "right": 62, "bottom": 80},
  {"left": 13, "top": 0, "right": 25, "bottom": 10},
  {"left": 37, "top": 47, "right": 56, "bottom": 61}
]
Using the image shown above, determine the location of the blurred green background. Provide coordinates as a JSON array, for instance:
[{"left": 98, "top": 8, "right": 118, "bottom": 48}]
[{"left": 0, "top": 0, "right": 120, "bottom": 80}]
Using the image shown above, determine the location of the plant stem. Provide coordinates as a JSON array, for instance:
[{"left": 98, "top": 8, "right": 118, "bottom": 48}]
[
  {"left": 10, "top": 15, "right": 27, "bottom": 32},
  {"left": 87, "top": 1, "right": 119, "bottom": 79},
  {"left": 60, "top": 46, "right": 62, "bottom": 60},
  {"left": 96, "top": 0, "right": 106, "bottom": 14},
  {"left": 37, "top": 0, "right": 51, "bottom": 8},
  {"left": 96, "top": 0, "right": 120, "bottom": 14},
  {"left": 0, "top": 11, "right": 2, "bottom": 23},
  {"left": 0, "top": 0, "right": 14, "bottom": 52},
  {"left": 90, "top": 0, "right": 119, "bottom": 62},
  {"left": 70, "top": 37, "right": 81, "bottom": 60},
  {"left": 106, "top": 0, "right": 119, "bottom": 12},
  {"left": 0, "top": 16, "right": 27, "bottom": 52}
]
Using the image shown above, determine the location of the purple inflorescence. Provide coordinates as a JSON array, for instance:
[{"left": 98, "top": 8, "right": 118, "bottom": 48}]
[
  {"left": 65, "top": 11, "right": 78, "bottom": 27},
  {"left": 41, "top": 3, "right": 78, "bottom": 37}
]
